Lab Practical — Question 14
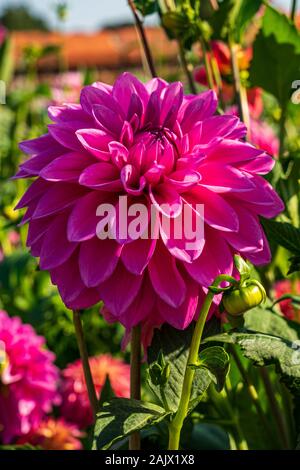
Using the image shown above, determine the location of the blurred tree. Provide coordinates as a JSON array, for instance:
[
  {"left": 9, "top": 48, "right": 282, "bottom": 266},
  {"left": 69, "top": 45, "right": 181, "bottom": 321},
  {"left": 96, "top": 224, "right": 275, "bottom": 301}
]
[{"left": 0, "top": 5, "right": 49, "bottom": 31}]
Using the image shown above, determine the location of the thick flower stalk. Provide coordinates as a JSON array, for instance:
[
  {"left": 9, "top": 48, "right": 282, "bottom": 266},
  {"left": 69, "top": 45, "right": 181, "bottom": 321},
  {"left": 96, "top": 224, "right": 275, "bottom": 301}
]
[
  {"left": 0, "top": 311, "right": 60, "bottom": 443},
  {"left": 15, "top": 72, "right": 283, "bottom": 342}
]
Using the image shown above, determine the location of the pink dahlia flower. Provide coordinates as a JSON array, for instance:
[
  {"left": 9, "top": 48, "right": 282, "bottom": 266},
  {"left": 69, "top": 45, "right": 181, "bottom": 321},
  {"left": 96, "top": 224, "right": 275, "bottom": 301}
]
[
  {"left": 60, "top": 354, "right": 130, "bottom": 428},
  {"left": 18, "top": 418, "right": 83, "bottom": 450},
  {"left": 15, "top": 73, "right": 283, "bottom": 338},
  {"left": 273, "top": 279, "right": 300, "bottom": 321},
  {"left": 0, "top": 311, "right": 60, "bottom": 444}
]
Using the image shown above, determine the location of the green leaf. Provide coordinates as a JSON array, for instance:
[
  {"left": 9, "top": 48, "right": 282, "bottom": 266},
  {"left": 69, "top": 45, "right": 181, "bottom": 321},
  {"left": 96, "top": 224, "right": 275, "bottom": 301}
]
[
  {"left": 262, "top": 219, "right": 300, "bottom": 256},
  {"left": 234, "top": 255, "right": 250, "bottom": 282},
  {"left": 0, "top": 444, "right": 40, "bottom": 450},
  {"left": 190, "top": 346, "right": 230, "bottom": 392},
  {"left": 210, "top": 0, "right": 262, "bottom": 42},
  {"left": 98, "top": 374, "right": 114, "bottom": 409},
  {"left": 288, "top": 255, "right": 300, "bottom": 275},
  {"left": 92, "top": 398, "right": 170, "bottom": 450},
  {"left": 134, "top": 0, "right": 157, "bottom": 16},
  {"left": 249, "top": 5, "right": 300, "bottom": 106},
  {"left": 244, "top": 305, "right": 300, "bottom": 341},
  {"left": 147, "top": 319, "right": 220, "bottom": 413},
  {"left": 204, "top": 330, "right": 300, "bottom": 395}
]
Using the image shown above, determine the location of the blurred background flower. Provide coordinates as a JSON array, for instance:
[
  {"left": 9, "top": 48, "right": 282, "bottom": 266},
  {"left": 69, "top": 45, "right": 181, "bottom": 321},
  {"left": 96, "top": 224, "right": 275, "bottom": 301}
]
[
  {"left": 60, "top": 354, "right": 130, "bottom": 428},
  {"left": 0, "top": 310, "right": 60, "bottom": 443},
  {"left": 18, "top": 418, "right": 83, "bottom": 450}
]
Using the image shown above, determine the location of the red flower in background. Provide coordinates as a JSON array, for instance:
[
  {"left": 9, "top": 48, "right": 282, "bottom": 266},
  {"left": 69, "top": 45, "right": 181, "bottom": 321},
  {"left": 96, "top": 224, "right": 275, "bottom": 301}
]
[
  {"left": 194, "top": 40, "right": 263, "bottom": 118},
  {"left": 18, "top": 418, "right": 83, "bottom": 450},
  {"left": 60, "top": 354, "right": 130, "bottom": 428},
  {"left": 273, "top": 279, "right": 300, "bottom": 321}
]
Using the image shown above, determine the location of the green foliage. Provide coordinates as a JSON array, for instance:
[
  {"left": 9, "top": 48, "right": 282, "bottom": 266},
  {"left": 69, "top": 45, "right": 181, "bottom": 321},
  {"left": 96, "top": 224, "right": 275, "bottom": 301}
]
[
  {"left": 249, "top": 5, "right": 300, "bottom": 107},
  {"left": 93, "top": 399, "right": 170, "bottom": 450},
  {"left": 147, "top": 320, "right": 220, "bottom": 412},
  {"left": 262, "top": 219, "right": 300, "bottom": 274},
  {"left": 0, "top": 5, "right": 49, "bottom": 31},
  {"left": 205, "top": 329, "right": 300, "bottom": 396},
  {"left": 134, "top": 0, "right": 157, "bottom": 16},
  {"left": 210, "top": 0, "right": 262, "bottom": 43},
  {"left": 190, "top": 346, "right": 230, "bottom": 392}
]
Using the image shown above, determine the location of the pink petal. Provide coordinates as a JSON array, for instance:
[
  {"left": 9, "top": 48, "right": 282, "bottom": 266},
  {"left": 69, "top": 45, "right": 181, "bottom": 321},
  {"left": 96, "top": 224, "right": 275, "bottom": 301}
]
[
  {"left": 185, "top": 226, "right": 233, "bottom": 287},
  {"left": 117, "top": 274, "right": 156, "bottom": 328},
  {"left": 14, "top": 178, "right": 51, "bottom": 209},
  {"left": 80, "top": 83, "right": 114, "bottom": 115},
  {"left": 149, "top": 184, "right": 182, "bottom": 218},
  {"left": 198, "top": 163, "right": 255, "bottom": 193},
  {"left": 76, "top": 129, "right": 112, "bottom": 160},
  {"left": 224, "top": 205, "right": 264, "bottom": 253},
  {"left": 157, "top": 272, "right": 199, "bottom": 329},
  {"left": 79, "top": 237, "right": 122, "bottom": 287},
  {"left": 93, "top": 105, "right": 123, "bottom": 137},
  {"left": 40, "top": 152, "right": 96, "bottom": 182},
  {"left": 48, "top": 124, "right": 82, "bottom": 151},
  {"left": 180, "top": 90, "right": 217, "bottom": 133},
  {"left": 160, "top": 81, "right": 183, "bottom": 128},
  {"left": 183, "top": 186, "right": 239, "bottom": 232},
  {"left": 121, "top": 236, "right": 157, "bottom": 275},
  {"left": 39, "top": 212, "right": 77, "bottom": 270},
  {"left": 112, "top": 72, "right": 148, "bottom": 117},
  {"left": 148, "top": 241, "right": 186, "bottom": 308},
  {"left": 98, "top": 262, "right": 143, "bottom": 316},
  {"left": 67, "top": 191, "right": 112, "bottom": 242},
  {"left": 51, "top": 251, "right": 85, "bottom": 303},
  {"left": 33, "top": 183, "right": 87, "bottom": 219},
  {"left": 79, "top": 162, "right": 122, "bottom": 191}
]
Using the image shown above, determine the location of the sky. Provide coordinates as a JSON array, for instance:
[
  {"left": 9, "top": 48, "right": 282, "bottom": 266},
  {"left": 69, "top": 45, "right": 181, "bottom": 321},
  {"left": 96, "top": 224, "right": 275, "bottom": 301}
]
[{"left": 0, "top": 0, "right": 297, "bottom": 32}]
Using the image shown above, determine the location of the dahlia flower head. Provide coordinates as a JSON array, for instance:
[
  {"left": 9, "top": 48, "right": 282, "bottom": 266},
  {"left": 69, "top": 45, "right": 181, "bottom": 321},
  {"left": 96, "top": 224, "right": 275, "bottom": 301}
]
[
  {"left": 18, "top": 418, "right": 83, "bottom": 450},
  {"left": 60, "top": 354, "right": 130, "bottom": 428},
  {"left": 0, "top": 310, "right": 60, "bottom": 444},
  {"left": 15, "top": 73, "right": 283, "bottom": 337}
]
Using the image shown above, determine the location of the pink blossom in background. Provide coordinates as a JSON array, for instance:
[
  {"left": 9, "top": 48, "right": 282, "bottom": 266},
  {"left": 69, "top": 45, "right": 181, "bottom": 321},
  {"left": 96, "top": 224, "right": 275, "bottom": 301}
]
[
  {"left": 0, "top": 311, "right": 60, "bottom": 443},
  {"left": 60, "top": 354, "right": 130, "bottom": 428},
  {"left": 273, "top": 279, "right": 300, "bottom": 321},
  {"left": 226, "top": 105, "right": 279, "bottom": 158},
  {"left": 249, "top": 118, "right": 279, "bottom": 158},
  {"left": 51, "top": 72, "right": 83, "bottom": 105},
  {"left": 15, "top": 73, "right": 283, "bottom": 345},
  {"left": 18, "top": 418, "right": 83, "bottom": 450}
]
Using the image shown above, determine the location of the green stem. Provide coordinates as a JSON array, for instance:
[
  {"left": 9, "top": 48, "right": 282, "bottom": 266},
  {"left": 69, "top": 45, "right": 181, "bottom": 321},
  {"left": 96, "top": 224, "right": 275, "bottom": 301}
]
[
  {"left": 168, "top": 275, "right": 228, "bottom": 450},
  {"left": 129, "top": 324, "right": 142, "bottom": 450},
  {"left": 229, "top": 346, "right": 275, "bottom": 444},
  {"left": 259, "top": 367, "right": 290, "bottom": 449},
  {"left": 229, "top": 40, "right": 250, "bottom": 133},
  {"left": 128, "top": 0, "right": 157, "bottom": 78},
  {"left": 73, "top": 310, "right": 98, "bottom": 420},
  {"left": 200, "top": 37, "right": 215, "bottom": 90},
  {"left": 209, "top": 381, "right": 248, "bottom": 450},
  {"left": 279, "top": 105, "right": 287, "bottom": 158},
  {"left": 291, "top": 0, "right": 298, "bottom": 21},
  {"left": 178, "top": 40, "right": 197, "bottom": 94}
]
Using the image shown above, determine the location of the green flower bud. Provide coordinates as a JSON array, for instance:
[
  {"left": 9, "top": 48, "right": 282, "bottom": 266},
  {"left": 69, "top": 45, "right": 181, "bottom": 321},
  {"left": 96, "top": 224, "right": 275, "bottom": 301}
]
[
  {"left": 223, "top": 280, "right": 266, "bottom": 316},
  {"left": 148, "top": 351, "right": 170, "bottom": 386}
]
